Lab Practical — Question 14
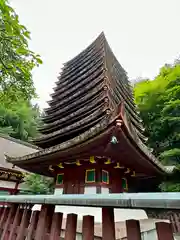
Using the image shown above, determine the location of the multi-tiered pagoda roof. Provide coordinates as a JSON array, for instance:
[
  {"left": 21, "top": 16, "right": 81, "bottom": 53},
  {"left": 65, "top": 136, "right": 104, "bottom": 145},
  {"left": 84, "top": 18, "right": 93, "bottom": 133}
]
[{"left": 6, "top": 33, "right": 175, "bottom": 177}]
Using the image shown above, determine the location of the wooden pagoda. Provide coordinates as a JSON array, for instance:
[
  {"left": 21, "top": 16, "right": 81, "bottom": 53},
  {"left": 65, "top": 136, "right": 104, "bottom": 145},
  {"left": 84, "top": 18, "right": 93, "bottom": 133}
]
[{"left": 6, "top": 32, "right": 175, "bottom": 194}]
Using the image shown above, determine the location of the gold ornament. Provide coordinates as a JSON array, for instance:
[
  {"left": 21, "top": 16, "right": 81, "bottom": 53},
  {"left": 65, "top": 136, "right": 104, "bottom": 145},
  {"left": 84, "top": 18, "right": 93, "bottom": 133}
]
[
  {"left": 114, "top": 162, "right": 124, "bottom": 169},
  {"left": 76, "top": 160, "right": 81, "bottom": 166},
  {"left": 90, "top": 156, "right": 96, "bottom": 164},
  {"left": 124, "top": 168, "right": 130, "bottom": 174},
  {"left": 57, "top": 163, "right": 64, "bottom": 169},
  {"left": 104, "top": 158, "right": 111, "bottom": 164}
]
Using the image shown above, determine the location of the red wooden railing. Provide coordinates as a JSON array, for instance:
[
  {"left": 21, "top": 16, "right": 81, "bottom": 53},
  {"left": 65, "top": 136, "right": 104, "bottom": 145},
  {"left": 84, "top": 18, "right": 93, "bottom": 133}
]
[{"left": 0, "top": 203, "right": 175, "bottom": 240}]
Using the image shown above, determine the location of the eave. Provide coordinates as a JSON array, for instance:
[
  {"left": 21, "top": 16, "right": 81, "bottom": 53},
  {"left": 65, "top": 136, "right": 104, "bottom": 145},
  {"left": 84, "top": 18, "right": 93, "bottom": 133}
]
[{"left": 6, "top": 117, "right": 174, "bottom": 177}]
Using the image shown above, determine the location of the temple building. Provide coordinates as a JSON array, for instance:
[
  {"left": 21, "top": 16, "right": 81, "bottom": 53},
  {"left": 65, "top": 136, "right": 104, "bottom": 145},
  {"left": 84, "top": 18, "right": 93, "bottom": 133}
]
[
  {"left": 0, "top": 134, "right": 39, "bottom": 195},
  {"left": 6, "top": 32, "right": 175, "bottom": 195}
]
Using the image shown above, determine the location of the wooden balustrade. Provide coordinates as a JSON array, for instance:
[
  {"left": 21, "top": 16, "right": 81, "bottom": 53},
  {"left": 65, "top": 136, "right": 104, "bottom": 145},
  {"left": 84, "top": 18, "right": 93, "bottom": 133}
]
[{"left": 0, "top": 202, "right": 175, "bottom": 239}]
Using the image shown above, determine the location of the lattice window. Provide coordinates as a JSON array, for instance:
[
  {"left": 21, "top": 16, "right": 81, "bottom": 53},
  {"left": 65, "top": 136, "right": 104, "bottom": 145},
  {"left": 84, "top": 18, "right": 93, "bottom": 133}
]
[
  {"left": 122, "top": 178, "right": 128, "bottom": 190},
  {"left": 102, "top": 170, "right": 109, "bottom": 184},
  {"left": 85, "top": 169, "right": 95, "bottom": 183},
  {"left": 56, "top": 173, "right": 64, "bottom": 185}
]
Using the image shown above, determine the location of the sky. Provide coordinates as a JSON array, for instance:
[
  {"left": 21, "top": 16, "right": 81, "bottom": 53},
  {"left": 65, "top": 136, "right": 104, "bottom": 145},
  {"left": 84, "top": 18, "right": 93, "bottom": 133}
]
[{"left": 11, "top": 0, "right": 180, "bottom": 109}]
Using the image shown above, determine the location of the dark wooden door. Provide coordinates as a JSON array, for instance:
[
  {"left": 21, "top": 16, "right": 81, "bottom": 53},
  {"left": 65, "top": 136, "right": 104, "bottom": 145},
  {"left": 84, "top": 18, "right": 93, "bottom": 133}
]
[
  {"left": 63, "top": 168, "right": 84, "bottom": 194},
  {"left": 110, "top": 169, "right": 122, "bottom": 193}
]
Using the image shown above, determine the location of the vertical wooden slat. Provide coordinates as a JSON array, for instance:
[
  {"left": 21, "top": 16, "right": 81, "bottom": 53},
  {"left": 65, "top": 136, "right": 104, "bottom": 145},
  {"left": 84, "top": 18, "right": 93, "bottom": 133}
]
[
  {"left": 34, "top": 205, "right": 49, "bottom": 240},
  {"left": 102, "top": 207, "right": 115, "bottom": 240},
  {"left": 0, "top": 207, "right": 9, "bottom": 234},
  {"left": 17, "top": 207, "right": 31, "bottom": 240},
  {"left": 0, "top": 207, "right": 5, "bottom": 227},
  {"left": 169, "top": 215, "right": 175, "bottom": 233},
  {"left": 156, "top": 222, "right": 174, "bottom": 240},
  {"left": 174, "top": 213, "right": 180, "bottom": 233},
  {"left": 0, "top": 206, "right": 4, "bottom": 217},
  {"left": 64, "top": 213, "right": 77, "bottom": 240},
  {"left": 1, "top": 204, "right": 18, "bottom": 239},
  {"left": 26, "top": 211, "right": 40, "bottom": 240},
  {"left": 8, "top": 206, "right": 23, "bottom": 240},
  {"left": 82, "top": 215, "right": 94, "bottom": 240},
  {"left": 49, "top": 212, "right": 63, "bottom": 240},
  {"left": 126, "top": 220, "right": 141, "bottom": 240},
  {"left": 45, "top": 205, "right": 55, "bottom": 235}
]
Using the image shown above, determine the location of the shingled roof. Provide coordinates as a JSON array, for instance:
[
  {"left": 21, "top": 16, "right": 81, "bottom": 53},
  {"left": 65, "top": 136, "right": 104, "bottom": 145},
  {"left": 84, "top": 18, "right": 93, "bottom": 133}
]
[{"left": 6, "top": 32, "right": 176, "bottom": 177}]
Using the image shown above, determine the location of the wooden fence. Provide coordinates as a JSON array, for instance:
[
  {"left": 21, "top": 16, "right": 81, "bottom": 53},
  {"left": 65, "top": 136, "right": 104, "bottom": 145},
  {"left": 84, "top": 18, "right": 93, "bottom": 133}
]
[{"left": 0, "top": 203, "right": 175, "bottom": 240}]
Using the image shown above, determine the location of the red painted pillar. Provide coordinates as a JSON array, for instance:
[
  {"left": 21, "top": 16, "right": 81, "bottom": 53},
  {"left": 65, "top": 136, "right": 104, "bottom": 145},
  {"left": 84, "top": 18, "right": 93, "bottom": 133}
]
[
  {"left": 49, "top": 212, "right": 63, "bottom": 240},
  {"left": 126, "top": 219, "right": 141, "bottom": 240},
  {"left": 102, "top": 207, "right": 115, "bottom": 240},
  {"left": 156, "top": 222, "right": 174, "bottom": 240},
  {"left": 82, "top": 215, "right": 94, "bottom": 240},
  {"left": 64, "top": 213, "right": 77, "bottom": 240}
]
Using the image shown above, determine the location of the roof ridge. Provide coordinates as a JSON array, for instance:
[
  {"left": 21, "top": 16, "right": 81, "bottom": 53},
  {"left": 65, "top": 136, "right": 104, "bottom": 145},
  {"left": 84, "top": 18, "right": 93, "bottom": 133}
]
[{"left": 0, "top": 133, "right": 41, "bottom": 150}]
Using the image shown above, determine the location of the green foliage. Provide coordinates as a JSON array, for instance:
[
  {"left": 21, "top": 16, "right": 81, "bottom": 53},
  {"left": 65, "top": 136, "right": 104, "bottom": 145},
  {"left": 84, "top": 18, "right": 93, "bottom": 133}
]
[
  {"left": 134, "top": 64, "right": 180, "bottom": 162},
  {"left": 0, "top": 0, "right": 43, "bottom": 141},
  {"left": 159, "top": 181, "right": 180, "bottom": 192},
  {"left": 134, "top": 63, "right": 180, "bottom": 192},
  {"left": 0, "top": 0, "right": 42, "bottom": 100},
  {"left": 0, "top": 98, "right": 41, "bottom": 141},
  {"left": 24, "top": 173, "right": 54, "bottom": 194}
]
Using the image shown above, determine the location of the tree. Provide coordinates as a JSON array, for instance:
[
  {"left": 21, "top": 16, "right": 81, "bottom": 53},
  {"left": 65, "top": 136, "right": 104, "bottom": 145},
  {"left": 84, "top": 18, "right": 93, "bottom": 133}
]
[
  {"left": 24, "top": 173, "right": 54, "bottom": 194},
  {"left": 134, "top": 64, "right": 180, "bottom": 163},
  {"left": 134, "top": 63, "right": 180, "bottom": 191},
  {"left": 0, "top": 98, "right": 42, "bottom": 141},
  {"left": 0, "top": 0, "right": 42, "bottom": 100},
  {"left": 0, "top": 0, "right": 43, "bottom": 141}
]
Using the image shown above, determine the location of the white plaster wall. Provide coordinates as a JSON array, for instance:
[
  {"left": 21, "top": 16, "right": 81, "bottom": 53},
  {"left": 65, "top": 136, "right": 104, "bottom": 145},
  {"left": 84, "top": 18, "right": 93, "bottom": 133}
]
[
  {"left": 84, "top": 186, "right": 97, "bottom": 194},
  {"left": 0, "top": 180, "right": 16, "bottom": 189},
  {"left": 53, "top": 206, "right": 148, "bottom": 223},
  {"left": 101, "top": 187, "right": 109, "bottom": 194},
  {"left": 17, "top": 182, "right": 29, "bottom": 190},
  {"left": 60, "top": 230, "right": 101, "bottom": 239},
  {"left": 54, "top": 188, "right": 63, "bottom": 195}
]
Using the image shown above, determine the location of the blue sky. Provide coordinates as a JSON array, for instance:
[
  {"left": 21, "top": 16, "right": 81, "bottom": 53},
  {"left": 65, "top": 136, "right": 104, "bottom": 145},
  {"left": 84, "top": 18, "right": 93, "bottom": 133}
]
[{"left": 11, "top": 0, "right": 180, "bottom": 109}]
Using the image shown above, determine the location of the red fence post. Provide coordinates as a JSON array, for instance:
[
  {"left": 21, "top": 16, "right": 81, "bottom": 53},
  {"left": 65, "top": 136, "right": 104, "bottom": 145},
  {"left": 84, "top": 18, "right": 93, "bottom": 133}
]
[
  {"left": 0, "top": 207, "right": 9, "bottom": 234},
  {"left": 1, "top": 203, "right": 18, "bottom": 239},
  {"left": 64, "top": 213, "right": 77, "bottom": 240},
  {"left": 102, "top": 207, "right": 115, "bottom": 240},
  {"left": 26, "top": 211, "right": 40, "bottom": 240},
  {"left": 174, "top": 213, "right": 180, "bottom": 233},
  {"left": 156, "top": 222, "right": 174, "bottom": 240},
  {"left": 8, "top": 205, "right": 23, "bottom": 239},
  {"left": 34, "top": 205, "right": 49, "bottom": 240},
  {"left": 126, "top": 220, "right": 141, "bottom": 240},
  {"left": 49, "top": 212, "right": 63, "bottom": 240},
  {"left": 82, "top": 215, "right": 94, "bottom": 240},
  {"left": 17, "top": 206, "right": 31, "bottom": 240}
]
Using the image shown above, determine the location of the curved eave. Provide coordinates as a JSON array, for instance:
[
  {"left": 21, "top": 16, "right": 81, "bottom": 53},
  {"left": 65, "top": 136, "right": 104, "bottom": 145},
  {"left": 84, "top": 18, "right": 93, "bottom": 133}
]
[
  {"left": 47, "top": 71, "right": 104, "bottom": 113},
  {"left": 42, "top": 84, "right": 105, "bottom": 124},
  {"left": 6, "top": 118, "right": 113, "bottom": 176},
  {"left": 34, "top": 108, "right": 107, "bottom": 145},
  {"left": 63, "top": 32, "right": 105, "bottom": 67},
  {"left": 120, "top": 117, "right": 174, "bottom": 175},
  {"left": 52, "top": 65, "right": 104, "bottom": 100},
  {"left": 39, "top": 98, "right": 105, "bottom": 134},
  {"left": 51, "top": 64, "right": 104, "bottom": 104},
  {"left": 55, "top": 47, "right": 104, "bottom": 87}
]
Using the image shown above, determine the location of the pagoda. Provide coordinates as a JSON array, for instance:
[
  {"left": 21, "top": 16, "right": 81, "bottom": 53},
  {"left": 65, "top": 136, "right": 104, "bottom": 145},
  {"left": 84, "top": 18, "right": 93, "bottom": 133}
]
[{"left": 6, "top": 32, "right": 175, "bottom": 195}]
